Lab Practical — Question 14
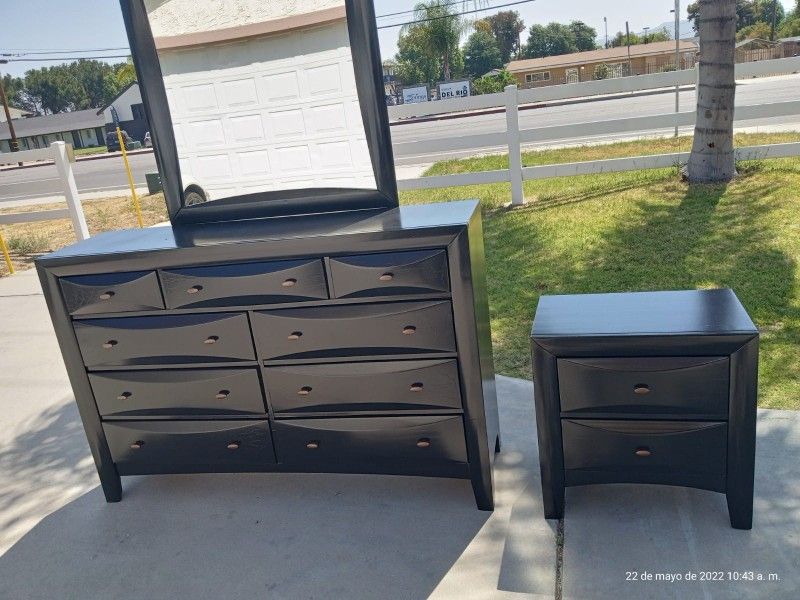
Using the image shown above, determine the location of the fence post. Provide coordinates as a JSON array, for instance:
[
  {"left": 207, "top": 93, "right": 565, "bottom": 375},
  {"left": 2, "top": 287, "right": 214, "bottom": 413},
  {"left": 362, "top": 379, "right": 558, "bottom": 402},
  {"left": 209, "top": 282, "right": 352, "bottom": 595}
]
[
  {"left": 52, "top": 141, "right": 89, "bottom": 241},
  {"left": 505, "top": 84, "right": 524, "bottom": 206}
]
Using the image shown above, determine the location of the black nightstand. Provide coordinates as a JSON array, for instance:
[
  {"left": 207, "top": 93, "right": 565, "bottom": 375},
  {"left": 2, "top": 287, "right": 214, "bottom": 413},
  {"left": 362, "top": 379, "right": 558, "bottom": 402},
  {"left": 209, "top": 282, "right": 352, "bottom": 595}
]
[{"left": 531, "top": 289, "right": 759, "bottom": 529}]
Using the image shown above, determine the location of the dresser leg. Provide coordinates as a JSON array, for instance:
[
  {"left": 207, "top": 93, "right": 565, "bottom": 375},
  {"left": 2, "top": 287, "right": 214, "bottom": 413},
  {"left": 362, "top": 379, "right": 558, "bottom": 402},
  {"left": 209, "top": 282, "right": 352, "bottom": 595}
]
[
  {"left": 542, "top": 480, "right": 565, "bottom": 520},
  {"left": 726, "top": 493, "right": 753, "bottom": 530},
  {"left": 494, "top": 433, "right": 501, "bottom": 454},
  {"left": 100, "top": 472, "right": 123, "bottom": 503}
]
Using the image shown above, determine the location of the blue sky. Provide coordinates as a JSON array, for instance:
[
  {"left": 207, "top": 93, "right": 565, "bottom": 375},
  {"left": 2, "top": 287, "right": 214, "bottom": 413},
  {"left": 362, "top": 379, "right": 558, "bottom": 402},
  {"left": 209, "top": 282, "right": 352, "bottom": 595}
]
[{"left": 0, "top": 0, "right": 794, "bottom": 77}]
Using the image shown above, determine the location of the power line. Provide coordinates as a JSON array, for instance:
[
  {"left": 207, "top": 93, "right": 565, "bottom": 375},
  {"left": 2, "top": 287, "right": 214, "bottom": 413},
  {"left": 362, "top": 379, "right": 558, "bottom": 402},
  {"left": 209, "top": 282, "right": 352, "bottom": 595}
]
[
  {"left": 377, "top": 0, "right": 535, "bottom": 30},
  {"left": 2, "top": 55, "right": 131, "bottom": 62},
  {"left": 0, "top": 47, "right": 129, "bottom": 55},
  {"left": 377, "top": 0, "right": 480, "bottom": 20}
]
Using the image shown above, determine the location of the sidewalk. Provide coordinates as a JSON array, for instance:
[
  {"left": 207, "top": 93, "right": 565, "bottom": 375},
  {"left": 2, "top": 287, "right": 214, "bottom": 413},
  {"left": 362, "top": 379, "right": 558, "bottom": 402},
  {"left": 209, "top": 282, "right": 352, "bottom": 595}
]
[{"left": 0, "top": 268, "right": 798, "bottom": 599}]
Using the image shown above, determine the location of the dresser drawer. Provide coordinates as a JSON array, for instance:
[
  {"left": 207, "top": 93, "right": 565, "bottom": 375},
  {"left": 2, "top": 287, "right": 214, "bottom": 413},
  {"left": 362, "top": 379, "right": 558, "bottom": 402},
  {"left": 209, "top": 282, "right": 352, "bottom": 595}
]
[
  {"left": 74, "top": 313, "right": 255, "bottom": 367},
  {"left": 329, "top": 250, "right": 449, "bottom": 298},
  {"left": 160, "top": 259, "right": 328, "bottom": 309},
  {"left": 252, "top": 301, "right": 456, "bottom": 361},
  {"left": 104, "top": 420, "right": 275, "bottom": 475},
  {"left": 89, "top": 368, "right": 266, "bottom": 417},
  {"left": 562, "top": 419, "right": 727, "bottom": 492},
  {"left": 265, "top": 359, "right": 462, "bottom": 414},
  {"left": 60, "top": 271, "right": 164, "bottom": 315},
  {"left": 273, "top": 415, "right": 468, "bottom": 471},
  {"left": 557, "top": 356, "right": 729, "bottom": 418}
]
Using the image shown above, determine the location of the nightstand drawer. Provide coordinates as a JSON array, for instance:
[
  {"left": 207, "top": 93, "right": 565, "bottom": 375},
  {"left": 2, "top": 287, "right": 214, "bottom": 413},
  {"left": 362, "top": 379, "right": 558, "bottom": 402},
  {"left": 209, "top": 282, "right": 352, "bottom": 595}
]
[
  {"left": 75, "top": 313, "right": 255, "bottom": 367},
  {"left": 252, "top": 301, "right": 456, "bottom": 361},
  {"left": 89, "top": 368, "right": 266, "bottom": 417},
  {"left": 562, "top": 419, "right": 727, "bottom": 492},
  {"left": 265, "top": 359, "right": 462, "bottom": 414},
  {"left": 104, "top": 420, "right": 275, "bottom": 475},
  {"left": 60, "top": 271, "right": 164, "bottom": 315},
  {"left": 160, "top": 259, "right": 328, "bottom": 308},
  {"left": 557, "top": 356, "right": 729, "bottom": 418},
  {"left": 329, "top": 250, "right": 449, "bottom": 298},
  {"left": 273, "top": 416, "right": 467, "bottom": 471}
]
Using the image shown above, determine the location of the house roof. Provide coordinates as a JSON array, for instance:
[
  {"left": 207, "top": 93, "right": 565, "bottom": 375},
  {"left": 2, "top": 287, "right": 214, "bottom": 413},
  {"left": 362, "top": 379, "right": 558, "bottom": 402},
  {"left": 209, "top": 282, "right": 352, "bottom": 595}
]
[
  {"left": 96, "top": 81, "right": 139, "bottom": 116},
  {"left": 0, "top": 108, "right": 104, "bottom": 140},
  {"left": 735, "top": 37, "right": 779, "bottom": 48},
  {"left": 506, "top": 40, "right": 698, "bottom": 73}
]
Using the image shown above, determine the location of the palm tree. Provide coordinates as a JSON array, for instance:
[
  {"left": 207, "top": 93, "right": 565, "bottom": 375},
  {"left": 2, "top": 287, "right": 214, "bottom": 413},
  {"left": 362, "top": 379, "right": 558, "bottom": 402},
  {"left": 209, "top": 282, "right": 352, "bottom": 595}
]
[
  {"left": 402, "top": 0, "right": 466, "bottom": 81},
  {"left": 686, "top": 0, "right": 737, "bottom": 182}
]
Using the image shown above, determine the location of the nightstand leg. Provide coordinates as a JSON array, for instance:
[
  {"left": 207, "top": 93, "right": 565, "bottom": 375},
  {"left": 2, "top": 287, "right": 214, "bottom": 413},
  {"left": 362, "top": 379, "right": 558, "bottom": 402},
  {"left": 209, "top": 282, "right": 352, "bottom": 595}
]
[
  {"left": 100, "top": 471, "right": 123, "bottom": 503},
  {"left": 494, "top": 433, "right": 501, "bottom": 453},
  {"left": 542, "top": 478, "right": 565, "bottom": 520},
  {"left": 726, "top": 493, "right": 752, "bottom": 530}
]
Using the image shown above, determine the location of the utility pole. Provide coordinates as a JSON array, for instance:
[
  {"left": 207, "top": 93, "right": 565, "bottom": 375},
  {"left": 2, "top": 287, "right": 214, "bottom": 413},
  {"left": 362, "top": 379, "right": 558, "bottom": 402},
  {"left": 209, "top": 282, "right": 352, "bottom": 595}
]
[
  {"left": 0, "top": 62, "right": 21, "bottom": 155},
  {"left": 643, "top": 26, "right": 650, "bottom": 44},
  {"left": 770, "top": 0, "right": 778, "bottom": 42},
  {"left": 672, "top": 0, "right": 681, "bottom": 137},
  {"left": 604, "top": 16, "right": 608, "bottom": 48},
  {"left": 625, "top": 21, "right": 633, "bottom": 76}
]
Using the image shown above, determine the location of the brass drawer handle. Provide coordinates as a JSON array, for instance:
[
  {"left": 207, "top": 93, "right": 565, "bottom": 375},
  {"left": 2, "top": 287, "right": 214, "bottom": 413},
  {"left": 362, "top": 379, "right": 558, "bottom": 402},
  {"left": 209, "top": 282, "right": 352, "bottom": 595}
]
[
  {"left": 379, "top": 272, "right": 394, "bottom": 282},
  {"left": 306, "top": 440, "right": 320, "bottom": 449},
  {"left": 130, "top": 440, "right": 144, "bottom": 450},
  {"left": 216, "top": 389, "right": 230, "bottom": 400},
  {"left": 634, "top": 384, "right": 650, "bottom": 395},
  {"left": 635, "top": 447, "right": 652, "bottom": 458},
  {"left": 282, "top": 278, "right": 297, "bottom": 288},
  {"left": 204, "top": 335, "right": 219, "bottom": 345},
  {"left": 287, "top": 331, "right": 303, "bottom": 341},
  {"left": 402, "top": 325, "right": 416, "bottom": 335},
  {"left": 98, "top": 291, "right": 115, "bottom": 300},
  {"left": 102, "top": 339, "right": 118, "bottom": 349},
  {"left": 117, "top": 391, "right": 132, "bottom": 401},
  {"left": 416, "top": 438, "right": 431, "bottom": 448},
  {"left": 409, "top": 382, "right": 424, "bottom": 392},
  {"left": 298, "top": 386, "right": 312, "bottom": 396},
  {"left": 227, "top": 441, "right": 241, "bottom": 450},
  {"left": 187, "top": 285, "right": 203, "bottom": 294}
]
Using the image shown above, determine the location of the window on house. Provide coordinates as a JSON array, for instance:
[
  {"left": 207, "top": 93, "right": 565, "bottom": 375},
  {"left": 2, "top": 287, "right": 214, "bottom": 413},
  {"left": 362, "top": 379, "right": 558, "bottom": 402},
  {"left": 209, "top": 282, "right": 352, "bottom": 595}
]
[{"left": 525, "top": 71, "right": 551, "bottom": 83}]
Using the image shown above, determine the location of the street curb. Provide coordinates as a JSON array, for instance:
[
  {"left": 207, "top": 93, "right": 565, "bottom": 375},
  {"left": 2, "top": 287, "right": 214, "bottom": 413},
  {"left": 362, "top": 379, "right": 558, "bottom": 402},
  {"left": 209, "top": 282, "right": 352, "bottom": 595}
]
[{"left": 0, "top": 148, "right": 154, "bottom": 172}]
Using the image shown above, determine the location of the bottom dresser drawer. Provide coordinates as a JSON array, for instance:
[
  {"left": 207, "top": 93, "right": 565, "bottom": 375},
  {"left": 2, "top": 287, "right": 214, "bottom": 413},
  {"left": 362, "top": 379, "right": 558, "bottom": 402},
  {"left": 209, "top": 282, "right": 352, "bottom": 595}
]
[
  {"left": 273, "top": 416, "right": 468, "bottom": 476},
  {"left": 104, "top": 420, "right": 276, "bottom": 475},
  {"left": 562, "top": 419, "right": 727, "bottom": 492}
]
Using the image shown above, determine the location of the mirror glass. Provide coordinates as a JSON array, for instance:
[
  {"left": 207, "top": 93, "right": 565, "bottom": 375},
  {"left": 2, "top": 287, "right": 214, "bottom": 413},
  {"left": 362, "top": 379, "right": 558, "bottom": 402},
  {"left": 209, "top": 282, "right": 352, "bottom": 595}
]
[{"left": 143, "top": 0, "right": 375, "bottom": 207}]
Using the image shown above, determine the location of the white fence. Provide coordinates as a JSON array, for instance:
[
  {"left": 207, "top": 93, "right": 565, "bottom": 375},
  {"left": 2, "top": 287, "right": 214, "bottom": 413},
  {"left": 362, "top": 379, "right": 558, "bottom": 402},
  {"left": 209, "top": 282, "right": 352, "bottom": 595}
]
[{"left": 0, "top": 142, "right": 89, "bottom": 240}]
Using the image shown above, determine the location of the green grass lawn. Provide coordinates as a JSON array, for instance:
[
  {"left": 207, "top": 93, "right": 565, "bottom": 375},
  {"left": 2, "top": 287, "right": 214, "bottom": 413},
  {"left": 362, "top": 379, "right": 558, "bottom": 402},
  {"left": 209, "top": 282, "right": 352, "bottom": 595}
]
[
  {"left": 73, "top": 145, "right": 107, "bottom": 156},
  {"left": 399, "top": 132, "right": 800, "bottom": 410}
]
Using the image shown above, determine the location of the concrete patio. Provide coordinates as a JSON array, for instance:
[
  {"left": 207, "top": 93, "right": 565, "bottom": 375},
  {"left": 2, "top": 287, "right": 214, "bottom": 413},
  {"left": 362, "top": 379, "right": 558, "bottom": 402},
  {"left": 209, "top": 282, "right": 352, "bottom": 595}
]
[{"left": 1, "top": 268, "right": 798, "bottom": 599}]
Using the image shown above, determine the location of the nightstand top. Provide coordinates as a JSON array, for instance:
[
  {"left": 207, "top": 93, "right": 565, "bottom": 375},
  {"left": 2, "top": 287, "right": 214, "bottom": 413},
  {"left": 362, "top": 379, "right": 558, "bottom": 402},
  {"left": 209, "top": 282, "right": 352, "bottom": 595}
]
[{"left": 532, "top": 289, "right": 757, "bottom": 338}]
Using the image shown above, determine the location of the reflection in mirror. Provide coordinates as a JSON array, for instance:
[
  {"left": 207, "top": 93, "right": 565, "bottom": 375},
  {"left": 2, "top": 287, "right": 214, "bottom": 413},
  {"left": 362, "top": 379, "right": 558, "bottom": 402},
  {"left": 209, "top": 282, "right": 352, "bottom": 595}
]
[{"left": 143, "top": 0, "right": 375, "bottom": 207}]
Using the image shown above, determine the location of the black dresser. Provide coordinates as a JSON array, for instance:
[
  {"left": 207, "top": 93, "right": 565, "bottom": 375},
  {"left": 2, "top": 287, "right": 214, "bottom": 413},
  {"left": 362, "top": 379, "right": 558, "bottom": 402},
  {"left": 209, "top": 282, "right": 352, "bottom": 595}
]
[
  {"left": 531, "top": 289, "right": 759, "bottom": 529},
  {"left": 36, "top": 200, "right": 499, "bottom": 509}
]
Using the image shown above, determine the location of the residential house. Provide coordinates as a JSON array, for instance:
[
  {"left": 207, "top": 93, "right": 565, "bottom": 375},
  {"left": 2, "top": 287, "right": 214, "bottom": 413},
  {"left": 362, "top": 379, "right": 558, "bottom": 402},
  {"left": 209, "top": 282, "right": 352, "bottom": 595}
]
[
  {"left": 0, "top": 106, "right": 32, "bottom": 122},
  {"left": 735, "top": 38, "right": 783, "bottom": 62},
  {"left": 0, "top": 109, "right": 105, "bottom": 153},
  {"left": 98, "top": 81, "right": 149, "bottom": 143}
]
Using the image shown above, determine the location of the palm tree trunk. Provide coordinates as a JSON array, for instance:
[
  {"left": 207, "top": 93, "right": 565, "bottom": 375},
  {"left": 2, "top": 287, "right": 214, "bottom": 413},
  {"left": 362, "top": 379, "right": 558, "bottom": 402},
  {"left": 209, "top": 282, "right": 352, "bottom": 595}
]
[{"left": 686, "top": 0, "right": 737, "bottom": 183}]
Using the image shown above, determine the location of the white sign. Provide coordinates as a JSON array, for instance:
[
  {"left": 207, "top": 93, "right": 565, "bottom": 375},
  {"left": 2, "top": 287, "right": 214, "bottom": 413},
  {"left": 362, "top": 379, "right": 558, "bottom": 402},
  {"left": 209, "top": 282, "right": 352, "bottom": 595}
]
[
  {"left": 438, "top": 80, "right": 471, "bottom": 100},
  {"left": 402, "top": 85, "right": 429, "bottom": 104}
]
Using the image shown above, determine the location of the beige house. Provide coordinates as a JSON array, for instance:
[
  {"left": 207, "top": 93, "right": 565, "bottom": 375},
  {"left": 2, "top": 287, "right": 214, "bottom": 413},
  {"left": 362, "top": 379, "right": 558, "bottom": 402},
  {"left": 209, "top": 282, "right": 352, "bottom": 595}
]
[{"left": 506, "top": 40, "right": 699, "bottom": 88}]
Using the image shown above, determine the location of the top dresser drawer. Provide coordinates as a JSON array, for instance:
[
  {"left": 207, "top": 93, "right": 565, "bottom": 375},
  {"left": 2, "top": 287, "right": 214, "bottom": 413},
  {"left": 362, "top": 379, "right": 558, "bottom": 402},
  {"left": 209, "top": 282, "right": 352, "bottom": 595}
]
[
  {"left": 329, "top": 250, "right": 449, "bottom": 298},
  {"left": 557, "top": 356, "right": 729, "bottom": 418},
  {"left": 60, "top": 271, "right": 164, "bottom": 315},
  {"left": 160, "top": 259, "right": 328, "bottom": 308}
]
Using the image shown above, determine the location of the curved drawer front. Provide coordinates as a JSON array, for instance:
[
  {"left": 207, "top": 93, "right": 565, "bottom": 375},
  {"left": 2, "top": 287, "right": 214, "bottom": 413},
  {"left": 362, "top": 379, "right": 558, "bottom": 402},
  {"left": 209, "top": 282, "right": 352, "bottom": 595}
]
[
  {"left": 273, "top": 415, "right": 468, "bottom": 470},
  {"left": 160, "top": 259, "right": 328, "bottom": 309},
  {"left": 60, "top": 271, "right": 164, "bottom": 315},
  {"left": 90, "top": 368, "right": 266, "bottom": 417},
  {"left": 75, "top": 313, "right": 255, "bottom": 367},
  {"left": 253, "top": 301, "right": 456, "bottom": 361},
  {"left": 557, "top": 356, "right": 730, "bottom": 418},
  {"left": 104, "top": 420, "right": 275, "bottom": 475},
  {"left": 265, "top": 359, "right": 462, "bottom": 414},
  {"left": 329, "top": 250, "right": 449, "bottom": 298},
  {"left": 562, "top": 419, "right": 727, "bottom": 492}
]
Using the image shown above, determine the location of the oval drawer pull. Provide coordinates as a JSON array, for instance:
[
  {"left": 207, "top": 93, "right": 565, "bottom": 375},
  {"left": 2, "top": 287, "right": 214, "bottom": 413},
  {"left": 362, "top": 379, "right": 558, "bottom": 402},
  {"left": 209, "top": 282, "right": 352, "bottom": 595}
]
[
  {"left": 634, "top": 447, "right": 652, "bottom": 458},
  {"left": 98, "top": 291, "right": 115, "bottom": 300},
  {"left": 287, "top": 331, "right": 303, "bottom": 341},
  {"left": 117, "top": 391, "right": 132, "bottom": 401},
  {"left": 409, "top": 382, "right": 424, "bottom": 392},
  {"left": 306, "top": 440, "right": 320, "bottom": 450},
  {"left": 130, "top": 440, "right": 144, "bottom": 450},
  {"left": 402, "top": 325, "right": 417, "bottom": 335},
  {"left": 297, "top": 386, "right": 312, "bottom": 396},
  {"left": 282, "top": 278, "right": 297, "bottom": 288},
  {"left": 102, "top": 339, "right": 118, "bottom": 349},
  {"left": 227, "top": 441, "right": 241, "bottom": 450},
  {"left": 634, "top": 384, "right": 650, "bottom": 395},
  {"left": 187, "top": 285, "right": 203, "bottom": 294},
  {"left": 379, "top": 272, "right": 394, "bottom": 282},
  {"left": 416, "top": 438, "right": 431, "bottom": 449},
  {"left": 204, "top": 335, "right": 219, "bottom": 345},
  {"left": 216, "top": 389, "right": 230, "bottom": 400}
]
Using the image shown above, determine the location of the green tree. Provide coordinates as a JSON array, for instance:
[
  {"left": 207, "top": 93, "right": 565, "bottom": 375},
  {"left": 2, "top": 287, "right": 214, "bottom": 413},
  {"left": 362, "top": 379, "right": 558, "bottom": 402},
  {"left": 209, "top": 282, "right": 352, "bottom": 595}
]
[
  {"left": 752, "top": 0, "right": 784, "bottom": 25},
  {"left": 463, "top": 30, "right": 503, "bottom": 78},
  {"left": 736, "top": 20, "right": 773, "bottom": 40},
  {"left": 24, "top": 65, "right": 87, "bottom": 114},
  {"left": 568, "top": 20, "right": 598, "bottom": 51},
  {"left": 69, "top": 59, "right": 119, "bottom": 109},
  {"left": 1, "top": 74, "right": 25, "bottom": 109},
  {"left": 401, "top": 0, "right": 465, "bottom": 81},
  {"left": 394, "top": 25, "right": 441, "bottom": 86},
  {"left": 472, "top": 68, "right": 515, "bottom": 94},
  {"left": 610, "top": 27, "right": 671, "bottom": 47},
  {"left": 113, "top": 58, "right": 137, "bottom": 88},
  {"left": 525, "top": 22, "right": 577, "bottom": 58},
  {"left": 688, "top": 0, "right": 785, "bottom": 32},
  {"left": 482, "top": 10, "right": 526, "bottom": 62},
  {"left": 779, "top": 16, "right": 800, "bottom": 36}
]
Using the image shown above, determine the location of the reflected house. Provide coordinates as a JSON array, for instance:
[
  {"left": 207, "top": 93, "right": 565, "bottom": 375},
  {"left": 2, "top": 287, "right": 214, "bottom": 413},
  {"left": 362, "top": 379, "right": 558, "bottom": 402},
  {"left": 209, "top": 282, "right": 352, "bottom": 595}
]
[
  {"left": 98, "top": 82, "right": 149, "bottom": 143},
  {"left": 0, "top": 109, "right": 106, "bottom": 153}
]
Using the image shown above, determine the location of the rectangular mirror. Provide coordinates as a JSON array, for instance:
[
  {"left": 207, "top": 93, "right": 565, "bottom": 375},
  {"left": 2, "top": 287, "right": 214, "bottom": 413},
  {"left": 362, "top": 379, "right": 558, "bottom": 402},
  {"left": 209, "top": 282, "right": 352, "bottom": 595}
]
[{"left": 121, "top": 0, "right": 396, "bottom": 225}]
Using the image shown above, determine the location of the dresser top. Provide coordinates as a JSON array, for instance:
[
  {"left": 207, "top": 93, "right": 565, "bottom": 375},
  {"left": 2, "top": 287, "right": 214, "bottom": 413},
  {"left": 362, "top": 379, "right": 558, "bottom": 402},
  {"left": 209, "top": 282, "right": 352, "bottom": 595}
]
[
  {"left": 38, "top": 200, "right": 479, "bottom": 263},
  {"left": 532, "top": 289, "right": 758, "bottom": 338}
]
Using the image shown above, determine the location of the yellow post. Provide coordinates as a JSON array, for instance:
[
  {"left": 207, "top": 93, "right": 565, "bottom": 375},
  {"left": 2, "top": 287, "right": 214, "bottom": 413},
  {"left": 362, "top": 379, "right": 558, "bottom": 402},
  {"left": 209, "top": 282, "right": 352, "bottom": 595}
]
[
  {"left": 116, "top": 127, "right": 144, "bottom": 228},
  {"left": 0, "top": 231, "right": 14, "bottom": 275}
]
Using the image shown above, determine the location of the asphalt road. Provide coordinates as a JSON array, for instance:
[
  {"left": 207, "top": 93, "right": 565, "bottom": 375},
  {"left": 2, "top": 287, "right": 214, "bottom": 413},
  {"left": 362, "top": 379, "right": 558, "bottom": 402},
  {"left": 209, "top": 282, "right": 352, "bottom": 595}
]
[{"left": 2, "top": 74, "right": 799, "bottom": 204}]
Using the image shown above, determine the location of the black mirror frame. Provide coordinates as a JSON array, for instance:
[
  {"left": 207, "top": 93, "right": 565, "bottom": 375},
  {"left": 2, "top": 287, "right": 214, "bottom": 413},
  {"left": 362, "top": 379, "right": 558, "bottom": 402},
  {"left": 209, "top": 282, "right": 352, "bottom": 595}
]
[{"left": 119, "top": 0, "right": 398, "bottom": 226}]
